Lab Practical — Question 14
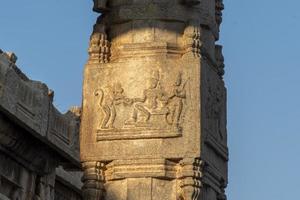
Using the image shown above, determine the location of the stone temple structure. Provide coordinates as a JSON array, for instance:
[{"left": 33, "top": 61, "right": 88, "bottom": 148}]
[
  {"left": 0, "top": 0, "right": 228, "bottom": 199},
  {"left": 80, "top": 0, "right": 228, "bottom": 200},
  {"left": 0, "top": 50, "right": 83, "bottom": 199}
]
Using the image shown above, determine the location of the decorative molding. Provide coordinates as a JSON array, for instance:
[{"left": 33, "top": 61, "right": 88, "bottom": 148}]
[
  {"left": 111, "top": 42, "right": 185, "bottom": 60},
  {"left": 49, "top": 107, "right": 71, "bottom": 145},
  {"left": 105, "top": 159, "right": 178, "bottom": 181},
  {"left": 178, "top": 158, "right": 204, "bottom": 200},
  {"left": 82, "top": 161, "right": 106, "bottom": 200},
  {"left": 97, "top": 128, "right": 182, "bottom": 141},
  {"left": 204, "top": 133, "right": 228, "bottom": 161},
  {"left": 88, "top": 22, "right": 111, "bottom": 64}
]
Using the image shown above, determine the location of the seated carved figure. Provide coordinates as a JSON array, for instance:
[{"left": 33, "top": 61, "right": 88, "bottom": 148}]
[{"left": 126, "top": 71, "right": 168, "bottom": 126}]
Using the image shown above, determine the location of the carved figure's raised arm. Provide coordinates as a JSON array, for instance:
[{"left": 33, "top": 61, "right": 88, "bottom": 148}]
[{"left": 134, "top": 90, "right": 147, "bottom": 103}]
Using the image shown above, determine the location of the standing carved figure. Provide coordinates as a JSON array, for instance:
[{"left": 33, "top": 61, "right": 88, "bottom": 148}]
[
  {"left": 95, "top": 83, "right": 132, "bottom": 129},
  {"left": 167, "top": 72, "right": 187, "bottom": 128},
  {"left": 214, "top": 87, "right": 224, "bottom": 140}
]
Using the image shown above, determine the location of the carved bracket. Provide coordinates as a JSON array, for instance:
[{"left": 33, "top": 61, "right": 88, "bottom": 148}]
[
  {"left": 177, "top": 158, "right": 204, "bottom": 200},
  {"left": 88, "top": 22, "right": 111, "bottom": 64},
  {"left": 82, "top": 161, "right": 106, "bottom": 200}
]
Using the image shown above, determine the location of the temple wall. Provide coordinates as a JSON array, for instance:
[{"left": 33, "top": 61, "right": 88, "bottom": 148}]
[{"left": 0, "top": 50, "right": 83, "bottom": 200}]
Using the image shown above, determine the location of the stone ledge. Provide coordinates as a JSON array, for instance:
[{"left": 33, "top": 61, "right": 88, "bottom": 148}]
[
  {"left": 56, "top": 167, "right": 83, "bottom": 192},
  {"left": 0, "top": 50, "right": 80, "bottom": 168}
]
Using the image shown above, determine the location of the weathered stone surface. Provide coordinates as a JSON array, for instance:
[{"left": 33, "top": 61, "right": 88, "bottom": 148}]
[
  {"left": 47, "top": 105, "right": 81, "bottom": 163},
  {"left": 0, "top": 50, "right": 83, "bottom": 200},
  {"left": 0, "top": 52, "right": 49, "bottom": 137},
  {"left": 0, "top": 50, "right": 80, "bottom": 165},
  {"left": 81, "top": 0, "right": 227, "bottom": 199},
  {"left": 55, "top": 167, "right": 83, "bottom": 200},
  {"left": 56, "top": 167, "right": 83, "bottom": 191}
]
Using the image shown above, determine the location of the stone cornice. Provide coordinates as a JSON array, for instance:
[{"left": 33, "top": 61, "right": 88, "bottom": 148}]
[{"left": 0, "top": 50, "right": 81, "bottom": 170}]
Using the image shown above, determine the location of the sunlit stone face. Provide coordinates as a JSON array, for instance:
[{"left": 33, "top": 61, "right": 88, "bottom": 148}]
[{"left": 80, "top": 0, "right": 228, "bottom": 199}]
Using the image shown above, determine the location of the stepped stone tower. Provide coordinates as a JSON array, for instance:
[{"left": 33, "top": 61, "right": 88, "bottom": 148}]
[{"left": 80, "top": 0, "right": 228, "bottom": 199}]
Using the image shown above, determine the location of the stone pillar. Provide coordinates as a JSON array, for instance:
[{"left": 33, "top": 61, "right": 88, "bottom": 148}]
[{"left": 80, "top": 0, "right": 228, "bottom": 199}]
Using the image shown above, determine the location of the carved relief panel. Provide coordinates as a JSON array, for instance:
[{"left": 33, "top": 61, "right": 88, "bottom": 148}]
[
  {"left": 81, "top": 55, "right": 201, "bottom": 161},
  {"left": 94, "top": 67, "right": 189, "bottom": 141}
]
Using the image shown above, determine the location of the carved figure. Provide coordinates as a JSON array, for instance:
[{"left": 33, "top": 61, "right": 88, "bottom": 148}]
[
  {"left": 214, "top": 87, "right": 224, "bottom": 140},
  {"left": 95, "top": 83, "right": 132, "bottom": 129},
  {"left": 167, "top": 72, "right": 187, "bottom": 128},
  {"left": 126, "top": 71, "right": 168, "bottom": 125},
  {"left": 206, "top": 83, "right": 224, "bottom": 141}
]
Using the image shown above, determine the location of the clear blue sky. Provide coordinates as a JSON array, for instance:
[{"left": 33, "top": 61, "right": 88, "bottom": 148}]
[{"left": 1, "top": 1, "right": 300, "bottom": 199}]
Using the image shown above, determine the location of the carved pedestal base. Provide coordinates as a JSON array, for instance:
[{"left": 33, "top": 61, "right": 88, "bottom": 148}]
[{"left": 81, "top": 158, "right": 208, "bottom": 200}]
